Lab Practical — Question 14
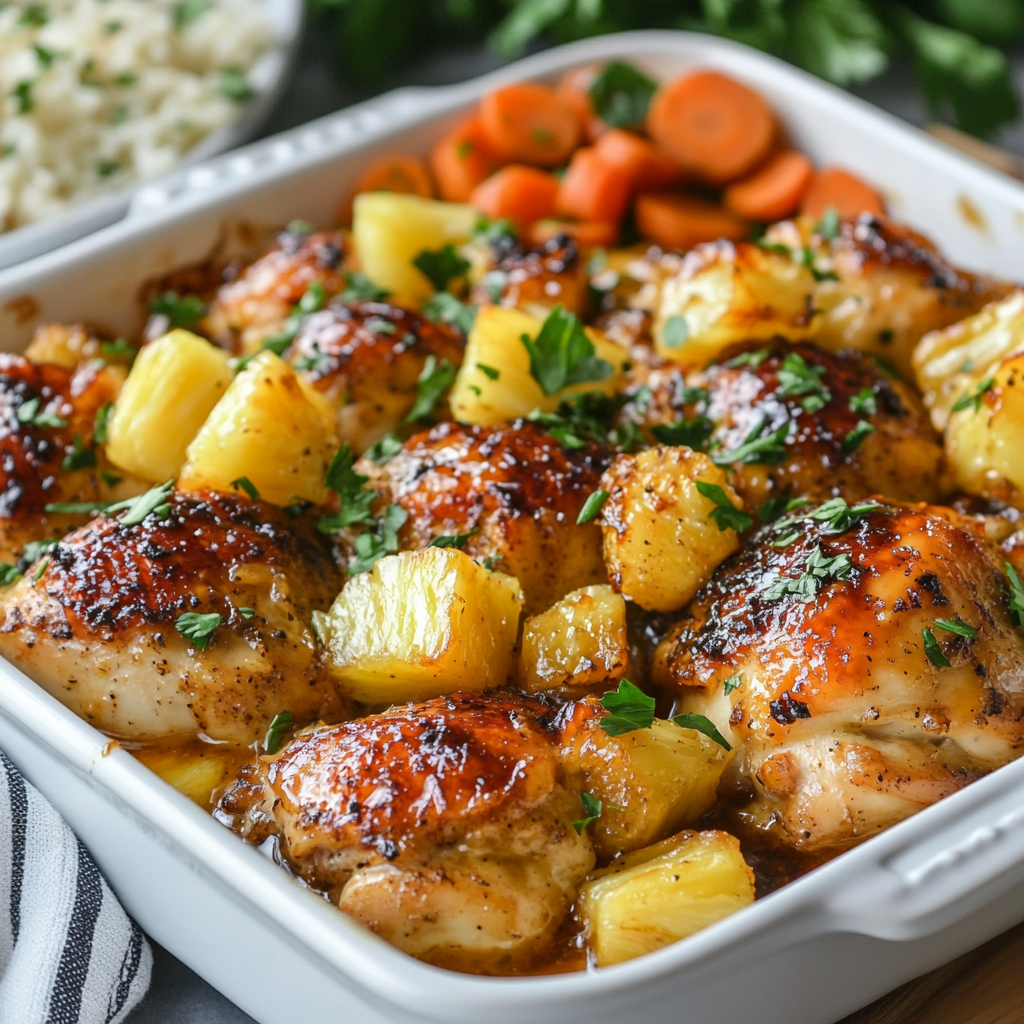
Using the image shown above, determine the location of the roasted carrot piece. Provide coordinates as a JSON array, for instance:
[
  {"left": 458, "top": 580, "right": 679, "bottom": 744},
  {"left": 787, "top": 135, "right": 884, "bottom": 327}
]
[
  {"left": 594, "top": 129, "right": 684, "bottom": 190},
  {"left": 557, "top": 147, "right": 632, "bottom": 224},
  {"left": 528, "top": 218, "right": 620, "bottom": 248},
  {"left": 352, "top": 155, "right": 433, "bottom": 198},
  {"left": 471, "top": 165, "right": 560, "bottom": 230},
  {"left": 724, "top": 150, "right": 814, "bottom": 221},
  {"left": 479, "top": 82, "right": 581, "bottom": 167},
  {"left": 556, "top": 64, "right": 607, "bottom": 143},
  {"left": 647, "top": 70, "right": 776, "bottom": 186},
  {"left": 635, "top": 192, "right": 748, "bottom": 251},
  {"left": 431, "top": 115, "right": 500, "bottom": 202},
  {"left": 801, "top": 166, "right": 885, "bottom": 221}
]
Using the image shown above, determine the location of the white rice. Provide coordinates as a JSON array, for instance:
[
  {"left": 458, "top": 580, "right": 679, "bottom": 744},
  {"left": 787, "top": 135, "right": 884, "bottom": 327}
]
[{"left": 0, "top": 0, "right": 273, "bottom": 231}]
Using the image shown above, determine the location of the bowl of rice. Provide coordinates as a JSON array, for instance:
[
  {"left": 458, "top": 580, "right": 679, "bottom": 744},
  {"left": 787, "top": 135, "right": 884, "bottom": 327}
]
[{"left": 0, "top": 0, "right": 302, "bottom": 269}]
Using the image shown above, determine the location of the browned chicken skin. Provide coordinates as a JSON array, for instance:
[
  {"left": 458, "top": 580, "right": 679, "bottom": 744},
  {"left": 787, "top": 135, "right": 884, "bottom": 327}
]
[
  {"left": 655, "top": 501, "right": 1024, "bottom": 851},
  {"left": 216, "top": 690, "right": 594, "bottom": 970},
  {"left": 0, "top": 489, "right": 342, "bottom": 743}
]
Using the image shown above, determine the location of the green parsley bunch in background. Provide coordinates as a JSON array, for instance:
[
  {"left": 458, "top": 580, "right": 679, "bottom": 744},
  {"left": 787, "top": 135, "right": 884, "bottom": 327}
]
[{"left": 309, "top": 0, "right": 1024, "bottom": 137}]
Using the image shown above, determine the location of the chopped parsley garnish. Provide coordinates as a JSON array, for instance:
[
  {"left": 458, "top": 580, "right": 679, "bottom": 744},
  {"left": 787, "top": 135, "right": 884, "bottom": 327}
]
[
  {"left": 18, "top": 4, "right": 49, "bottom": 26},
  {"left": 43, "top": 500, "right": 110, "bottom": 515},
  {"left": 404, "top": 355, "right": 456, "bottom": 423},
  {"left": 218, "top": 69, "right": 253, "bottom": 103},
  {"left": 264, "top": 710, "right": 295, "bottom": 755},
  {"left": 429, "top": 528, "right": 478, "bottom": 549},
  {"left": 284, "top": 219, "right": 314, "bottom": 237},
  {"left": 711, "top": 419, "right": 792, "bottom": 467},
  {"left": 815, "top": 206, "right": 841, "bottom": 240},
  {"left": 572, "top": 791, "right": 603, "bottom": 835},
  {"left": 775, "top": 352, "right": 831, "bottom": 413},
  {"left": 806, "top": 497, "right": 884, "bottom": 534},
  {"left": 760, "top": 546, "right": 855, "bottom": 603},
  {"left": 413, "top": 244, "right": 470, "bottom": 292},
  {"left": 106, "top": 480, "right": 174, "bottom": 526},
  {"left": 17, "top": 397, "right": 68, "bottom": 429},
  {"left": 577, "top": 489, "right": 609, "bottom": 525},
  {"left": 599, "top": 678, "right": 656, "bottom": 736},
  {"left": 149, "top": 292, "right": 207, "bottom": 328},
  {"left": 933, "top": 616, "right": 978, "bottom": 640},
  {"left": 481, "top": 269, "right": 509, "bottom": 303},
  {"left": 321, "top": 443, "right": 376, "bottom": 528},
  {"left": 231, "top": 283, "right": 326, "bottom": 371},
  {"left": 293, "top": 347, "right": 333, "bottom": 376},
  {"left": 365, "top": 433, "right": 403, "bottom": 465},
  {"left": 849, "top": 387, "right": 878, "bottom": 418},
  {"left": 521, "top": 306, "right": 613, "bottom": 396},
  {"left": 951, "top": 376, "right": 995, "bottom": 414},
  {"left": 96, "top": 159, "right": 120, "bottom": 179},
  {"left": 922, "top": 627, "right": 951, "bottom": 668},
  {"left": 100, "top": 471, "right": 122, "bottom": 488},
  {"left": 33, "top": 43, "right": 56, "bottom": 69},
  {"left": 22, "top": 539, "right": 59, "bottom": 565},
  {"left": 528, "top": 391, "right": 624, "bottom": 450},
  {"left": 347, "top": 503, "right": 408, "bottom": 575},
  {"left": 62, "top": 434, "right": 97, "bottom": 472},
  {"left": 172, "top": 0, "right": 211, "bottom": 29},
  {"left": 94, "top": 402, "right": 113, "bottom": 445},
  {"left": 340, "top": 271, "right": 389, "bottom": 302},
  {"left": 588, "top": 60, "right": 657, "bottom": 129},
  {"left": 238, "top": 606, "right": 255, "bottom": 620},
  {"left": 473, "top": 214, "right": 517, "bottom": 246},
  {"left": 727, "top": 347, "right": 771, "bottom": 369},
  {"left": 695, "top": 481, "right": 752, "bottom": 533},
  {"left": 31, "top": 558, "right": 50, "bottom": 584},
  {"left": 422, "top": 291, "right": 476, "bottom": 335},
  {"left": 723, "top": 675, "right": 742, "bottom": 695},
  {"left": 672, "top": 712, "right": 732, "bottom": 751},
  {"left": 796, "top": 246, "right": 838, "bottom": 282},
  {"left": 651, "top": 415, "right": 712, "bottom": 450},
  {"left": 1005, "top": 562, "right": 1024, "bottom": 628},
  {"left": 0, "top": 564, "right": 21, "bottom": 586},
  {"left": 11, "top": 79, "right": 34, "bottom": 114},
  {"left": 772, "top": 529, "right": 802, "bottom": 548},
  {"left": 842, "top": 419, "right": 876, "bottom": 454},
  {"left": 175, "top": 611, "right": 222, "bottom": 650},
  {"left": 477, "top": 363, "right": 500, "bottom": 381},
  {"left": 231, "top": 476, "right": 260, "bottom": 501},
  {"left": 100, "top": 337, "right": 137, "bottom": 363},
  {"left": 661, "top": 314, "right": 689, "bottom": 349},
  {"left": 759, "top": 495, "right": 808, "bottom": 522}
]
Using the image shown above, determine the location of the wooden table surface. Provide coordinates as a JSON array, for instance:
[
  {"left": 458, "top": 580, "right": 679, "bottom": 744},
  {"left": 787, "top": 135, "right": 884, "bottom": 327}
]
[{"left": 841, "top": 921, "right": 1024, "bottom": 1024}]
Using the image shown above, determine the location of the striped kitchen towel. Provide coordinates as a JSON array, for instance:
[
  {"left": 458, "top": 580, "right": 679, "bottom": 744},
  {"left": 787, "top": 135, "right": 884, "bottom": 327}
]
[{"left": 0, "top": 751, "right": 151, "bottom": 1024}]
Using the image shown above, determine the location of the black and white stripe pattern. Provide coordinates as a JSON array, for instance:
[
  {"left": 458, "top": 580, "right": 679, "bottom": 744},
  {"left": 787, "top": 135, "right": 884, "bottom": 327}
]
[{"left": 0, "top": 751, "right": 151, "bottom": 1023}]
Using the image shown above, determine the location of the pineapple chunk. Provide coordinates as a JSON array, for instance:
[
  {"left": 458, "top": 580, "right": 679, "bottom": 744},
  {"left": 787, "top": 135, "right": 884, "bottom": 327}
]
[
  {"left": 449, "top": 305, "right": 628, "bottom": 426},
  {"left": 562, "top": 704, "right": 732, "bottom": 859},
  {"left": 135, "top": 745, "right": 240, "bottom": 808},
  {"left": 600, "top": 446, "right": 742, "bottom": 613},
  {"left": 314, "top": 546, "right": 524, "bottom": 705},
  {"left": 519, "top": 585, "right": 628, "bottom": 695},
  {"left": 913, "top": 290, "right": 1024, "bottom": 431},
  {"left": 945, "top": 352, "right": 1024, "bottom": 505},
  {"left": 352, "top": 192, "right": 477, "bottom": 305},
  {"left": 654, "top": 241, "right": 817, "bottom": 367},
  {"left": 24, "top": 322, "right": 132, "bottom": 371},
  {"left": 580, "top": 830, "right": 755, "bottom": 966},
  {"left": 178, "top": 350, "right": 337, "bottom": 506},
  {"left": 106, "top": 330, "right": 233, "bottom": 483}
]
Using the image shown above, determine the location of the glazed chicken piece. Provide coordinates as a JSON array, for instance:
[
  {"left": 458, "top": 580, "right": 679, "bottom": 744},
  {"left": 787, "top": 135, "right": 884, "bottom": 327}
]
[
  {"left": 0, "top": 489, "right": 342, "bottom": 744},
  {"left": 654, "top": 500, "right": 1024, "bottom": 852},
  {"left": 622, "top": 341, "right": 948, "bottom": 510},
  {"left": 350, "top": 420, "right": 610, "bottom": 613},
  {"left": 203, "top": 228, "right": 350, "bottom": 352},
  {"left": 287, "top": 300, "right": 465, "bottom": 453},
  {"left": 0, "top": 354, "right": 136, "bottom": 564},
  {"left": 216, "top": 691, "right": 594, "bottom": 971},
  {"left": 471, "top": 233, "right": 588, "bottom": 318}
]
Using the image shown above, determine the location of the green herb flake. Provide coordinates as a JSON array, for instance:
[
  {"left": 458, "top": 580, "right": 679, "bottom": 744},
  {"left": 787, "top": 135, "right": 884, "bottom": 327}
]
[
  {"left": 598, "top": 678, "right": 656, "bottom": 736},
  {"left": 760, "top": 545, "right": 855, "bottom": 603},
  {"left": 695, "top": 480, "right": 752, "bottom": 533},
  {"left": 951, "top": 376, "right": 995, "bottom": 414},
  {"left": 322, "top": 443, "right": 376, "bottom": 528},
  {"left": 477, "top": 363, "right": 500, "bottom": 381},
  {"left": 33, "top": 43, "right": 55, "bottom": 68},
  {"left": 759, "top": 495, "right": 809, "bottom": 522},
  {"left": 100, "top": 470, "right": 122, "bottom": 488},
  {"left": 428, "top": 527, "right": 478, "bottom": 550},
  {"left": 577, "top": 489, "right": 610, "bottom": 525},
  {"left": 31, "top": 557, "right": 50, "bottom": 585},
  {"left": 572, "top": 791, "right": 603, "bottom": 835},
  {"left": 92, "top": 403, "right": 113, "bottom": 446},
  {"left": 175, "top": 611, "right": 222, "bottom": 650},
  {"left": 933, "top": 616, "right": 978, "bottom": 640},
  {"left": 18, "top": 4, "right": 49, "bottom": 26},
  {"left": 365, "top": 433, "right": 403, "bottom": 465},
  {"left": 149, "top": 292, "right": 207, "bottom": 328},
  {"left": 521, "top": 305, "right": 613, "bottom": 397},
  {"left": 775, "top": 352, "right": 831, "bottom": 413},
  {"left": 711, "top": 419, "right": 792, "bottom": 467},
  {"left": 849, "top": 387, "right": 878, "bottom": 418},
  {"left": 806, "top": 497, "right": 884, "bottom": 534},
  {"left": 43, "top": 501, "right": 110, "bottom": 515},
  {"left": 347, "top": 503, "right": 408, "bottom": 575},
  {"left": 340, "top": 270, "right": 389, "bottom": 302},
  {"left": 172, "top": 0, "right": 211, "bottom": 29},
  {"left": 100, "top": 337, "right": 137, "bottom": 363},
  {"left": 842, "top": 419, "right": 876, "bottom": 454},
  {"left": 422, "top": 291, "right": 476, "bottom": 335},
  {"left": 413, "top": 243, "right": 470, "bottom": 292},
  {"left": 62, "top": 433, "right": 97, "bottom": 472},
  {"left": 0, "top": 564, "right": 22, "bottom": 586},
  {"left": 727, "top": 347, "right": 771, "bottom": 369},
  {"left": 588, "top": 60, "right": 657, "bottom": 128},
  {"left": 405, "top": 355, "right": 457, "bottom": 423},
  {"left": 922, "top": 627, "right": 952, "bottom": 668},
  {"left": 11, "top": 80, "right": 34, "bottom": 115},
  {"left": 231, "top": 476, "right": 261, "bottom": 501},
  {"left": 723, "top": 674, "right": 742, "bottom": 695},
  {"left": 1006, "top": 562, "right": 1024, "bottom": 628},
  {"left": 264, "top": 710, "right": 295, "bottom": 754},
  {"left": 107, "top": 480, "right": 174, "bottom": 526},
  {"left": 815, "top": 206, "right": 841, "bottom": 240},
  {"left": 661, "top": 314, "right": 689, "bottom": 349},
  {"left": 238, "top": 606, "right": 255, "bottom": 620},
  {"left": 17, "top": 396, "right": 68, "bottom": 429},
  {"left": 672, "top": 712, "right": 732, "bottom": 751},
  {"left": 218, "top": 68, "right": 253, "bottom": 103}
]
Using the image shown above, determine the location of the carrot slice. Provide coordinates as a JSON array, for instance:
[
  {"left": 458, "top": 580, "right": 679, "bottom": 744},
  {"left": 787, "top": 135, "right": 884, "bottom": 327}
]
[
  {"left": 479, "top": 82, "right": 581, "bottom": 167},
  {"left": 556, "top": 65, "right": 607, "bottom": 143},
  {"left": 352, "top": 155, "right": 433, "bottom": 198},
  {"left": 724, "top": 150, "right": 814, "bottom": 222},
  {"left": 557, "top": 148, "right": 632, "bottom": 224},
  {"left": 471, "top": 165, "right": 560, "bottom": 230},
  {"left": 635, "top": 192, "right": 748, "bottom": 251},
  {"left": 647, "top": 70, "right": 776, "bottom": 186},
  {"left": 801, "top": 166, "right": 885, "bottom": 221},
  {"left": 594, "top": 129, "right": 684, "bottom": 190},
  {"left": 528, "top": 219, "right": 620, "bottom": 248},
  {"left": 430, "top": 115, "right": 501, "bottom": 202}
]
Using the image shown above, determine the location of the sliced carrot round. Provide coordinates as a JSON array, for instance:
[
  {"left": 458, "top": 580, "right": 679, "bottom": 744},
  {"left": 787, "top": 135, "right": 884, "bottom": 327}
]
[
  {"left": 352, "top": 155, "right": 433, "bottom": 198},
  {"left": 528, "top": 219, "right": 620, "bottom": 248},
  {"left": 471, "top": 165, "right": 560, "bottom": 230},
  {"left": 594, "top": 129, "right": 685, "bottom": 191},
  {"left": 479, "top": 82, "right": 581, "bottom": 167},
  {"left": 557, "top": 147, "right": 632, "bottom": 224},
  {"left": 431, "top": 115, "right": 501, "bottom": 202},
  {"left": 801, "top": 166, "right": 885, "bottom": 221},
  {"left": 635, "top": 192, "right": 748, "bottom": 251},
  {"left": 647, "top": 70, "right": 776, "bottom": 186},
  {"left": 724, "top": 150, "right": 814, "bottom": 222},
  {"left": 556, "top": 64, "right": 607, "bottom": 143}
]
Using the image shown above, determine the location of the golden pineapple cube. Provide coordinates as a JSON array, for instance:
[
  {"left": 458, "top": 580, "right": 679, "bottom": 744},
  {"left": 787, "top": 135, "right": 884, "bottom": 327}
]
[
  {"left": 314, "top": 546, "right": 524, "bottom": 705},
  {"left": 580, "top": 830, "right": 755, "bottom": 966},
  {"left": 24, "top": 322, "right": 129, "bottom": 371},
  {"left": 654, "top": 241, "right": 817, "bottom": 366},
  {"left": 600, "top": 446, "right": 743, "bottom": 613},
  {"left": 135, "top": 745, "right": 237, "bottom": 808},
  {"left": 562, "top": 705, "right": 731, "bottom": 859},
  {"left": 178, "top": 350, "right": 338, "bottom": 506},
  {"left": 106, "top": 330, "right": 232, "bottom": 482},
  {"left": 913, "top": 290, "right": 1024, "bottom": 431},
  {"left": 519, "top": 585, "right": 628, "bottom": 695},
  {"left": 352, "top": 192, "right": 477, "bottom": 305},
  {"left": 449, "top": 305, "right": 627, "bottom": 426}
]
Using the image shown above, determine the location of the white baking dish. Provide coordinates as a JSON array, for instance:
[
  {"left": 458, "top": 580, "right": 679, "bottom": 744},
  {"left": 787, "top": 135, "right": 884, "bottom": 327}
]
[{"left": 1, "top": 31, "right": 1024, "bottom": 1024}]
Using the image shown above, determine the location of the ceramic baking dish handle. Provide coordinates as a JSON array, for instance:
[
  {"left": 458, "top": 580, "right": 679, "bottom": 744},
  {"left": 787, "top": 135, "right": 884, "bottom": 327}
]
[{"left": 824, "top": 759, "right": 1024, "bottom": 942}]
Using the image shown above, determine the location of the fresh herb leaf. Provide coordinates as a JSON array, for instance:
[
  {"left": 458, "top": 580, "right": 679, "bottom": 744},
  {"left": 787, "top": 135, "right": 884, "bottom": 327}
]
[
  {"left": 231, "top": 476, "right": 260, "bottom": 501},
  {"left": 481, "top": 269, "right": 508, "bottom": 303},
  {"left": 172, "top": 0, "right": 211, "bottom": 29},
  {"left": 422, "top": 291, "right": 476, "bottom": 334},
  {"left": 22, "top": 539, "right": 58, "bottom": 566},
  {"left": 238, "top": 606, "right": 255, "bottom": 620},
  {"left": 672, "top": 712, "right": 732, "bottom": 751},
  {"left": 17, "top": 396, "right": 68, "bottom": 429},
  {"left": 323, "top": 443, "right": 376, "bottom": 527},
  {"left": 473, "top": 214, "right": 518, "bottom": 245},
  {"left": 94, "top": 402, "right": 113, "bottom": 445},
  {"left": 11, "top": 79, "right": 34, "bottom": 115},
  {"left": 149, "top": 292, "right": 207, "bottom": 328},
  {"left": 521, "top": 306, "right": 613, "bottom": 396},
  {"left": 175, "top": 611, "right": 222, "bottom": 650},
  {"left": 347, "top": 503, "right": 408, "bottom": 575},
  {"left": 772, "top": 529, "right": 802, "bottom": 548},
  {"left": 477, "top": 363, "right": 500, "bottom": 381},
  {"left": 100, "top": 337, "right": 137, "bottom": 363},
  {"left": 816, "top": 206, "right": 842, "bottom": 239},
  {"left": 842, "top": 419, "right": 876, "bottom": 454},
  {"left": 528, "top": 391, "right": 625, "bottom": 451},
  {"left": 264, "top": 710, "right": 295, "bottom": 754},
  {"left": 1006, "top": 562, "right": 1024, "bottom": 628},
  {"left": 599, "top": 678, "right": 656, "bottom": 736},
  {"left": 43, "top": 501, "right": 110, "bottom": 515},
  {"left": 405, "top": 355, "right": 456, "bottom": 423},
  {"left": 923, "top": 627, "right": 952, "bottom": 668},
  {"left": 577, "top": 489, "right": 609, "bottom": 525},
  {"left": 695, "top": 481, "right": 752, "bottom": 533},
  {"left": 588, "top": 60, "right": 657, "bottom": 128},
  {"left": 951, "top": 376, "right": 995, "bottom": 414},
  {"left": 849, "top": 387, "right": 878, "bottom": 418},
  {"left": 218, "top": 68, "right": 253, "bottom": 102},
  {"left": 572, "top": 791, "right": 603, "bottom": 835},
  {"left": 651, "top": 415, "right": 713, "bottom": 450},
  {"left": 723, "top": 674, "right": 742, "bottom": 695},
  {"left": 661, "top": 314, "right": 689, "bottom": 349},
  {"left": 31, "top": 557, "right": 50, "bottom": 584},
  {"left": 284, "top": 219, "right": 314, "bottom": 237},
  {"left": 775, "top": 352, "right": 831, "bottom": 412},
  {"left": 788, "top": 0, "right": 887, "bottom": 87},
  {"left": 100, "top": 470, "right": 122, "bottom": 488},
  {"left": 413, "top": 244, "right": 470, "bottom": 292},
  {"left": 106, "top": 480, "right": 174, "bottom": 526},
  {"left": 340, "top": 270, "right": 389, "bottom": 302},
  {"left": 806, "top": 497, "right": 883, "bottom": 534},
  {"left": 33, "top": 43, "right": 56, "bottom": 68},
  {"left": 759, "top": 495, "right": 809, "bottom": 522},
  {"left": 711, "top": 419, "right": 792, "bottom": 467},
  {"left": 760, "top": 545, "right": 855, "bottom": 603},
  {"left": 18, "top": 4, "right": 49, "bottom": 27},
  {"left": 62, "top": 433, "right": 97, "bottom": 472},
  {"left": 727, "top": 347, "right": 771, "bottom": 369},
  {"left": 365, "top": 433, "right": 403, "bottom": 465},
  {"left": 429, "top": 527, "right": 478, "bottom": 549},
  {"left": 933, "top": 616, "right": 978, "bottom": 639},
  {"left": 0, "top": 564, "right": 21, "bottom": 586}
]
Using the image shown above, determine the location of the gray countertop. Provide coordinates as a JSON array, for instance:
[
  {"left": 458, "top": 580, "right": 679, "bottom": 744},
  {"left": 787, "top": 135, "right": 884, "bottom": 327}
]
[{"left": 124, "top": 23, "right": 1024, "bottom": 1024}]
